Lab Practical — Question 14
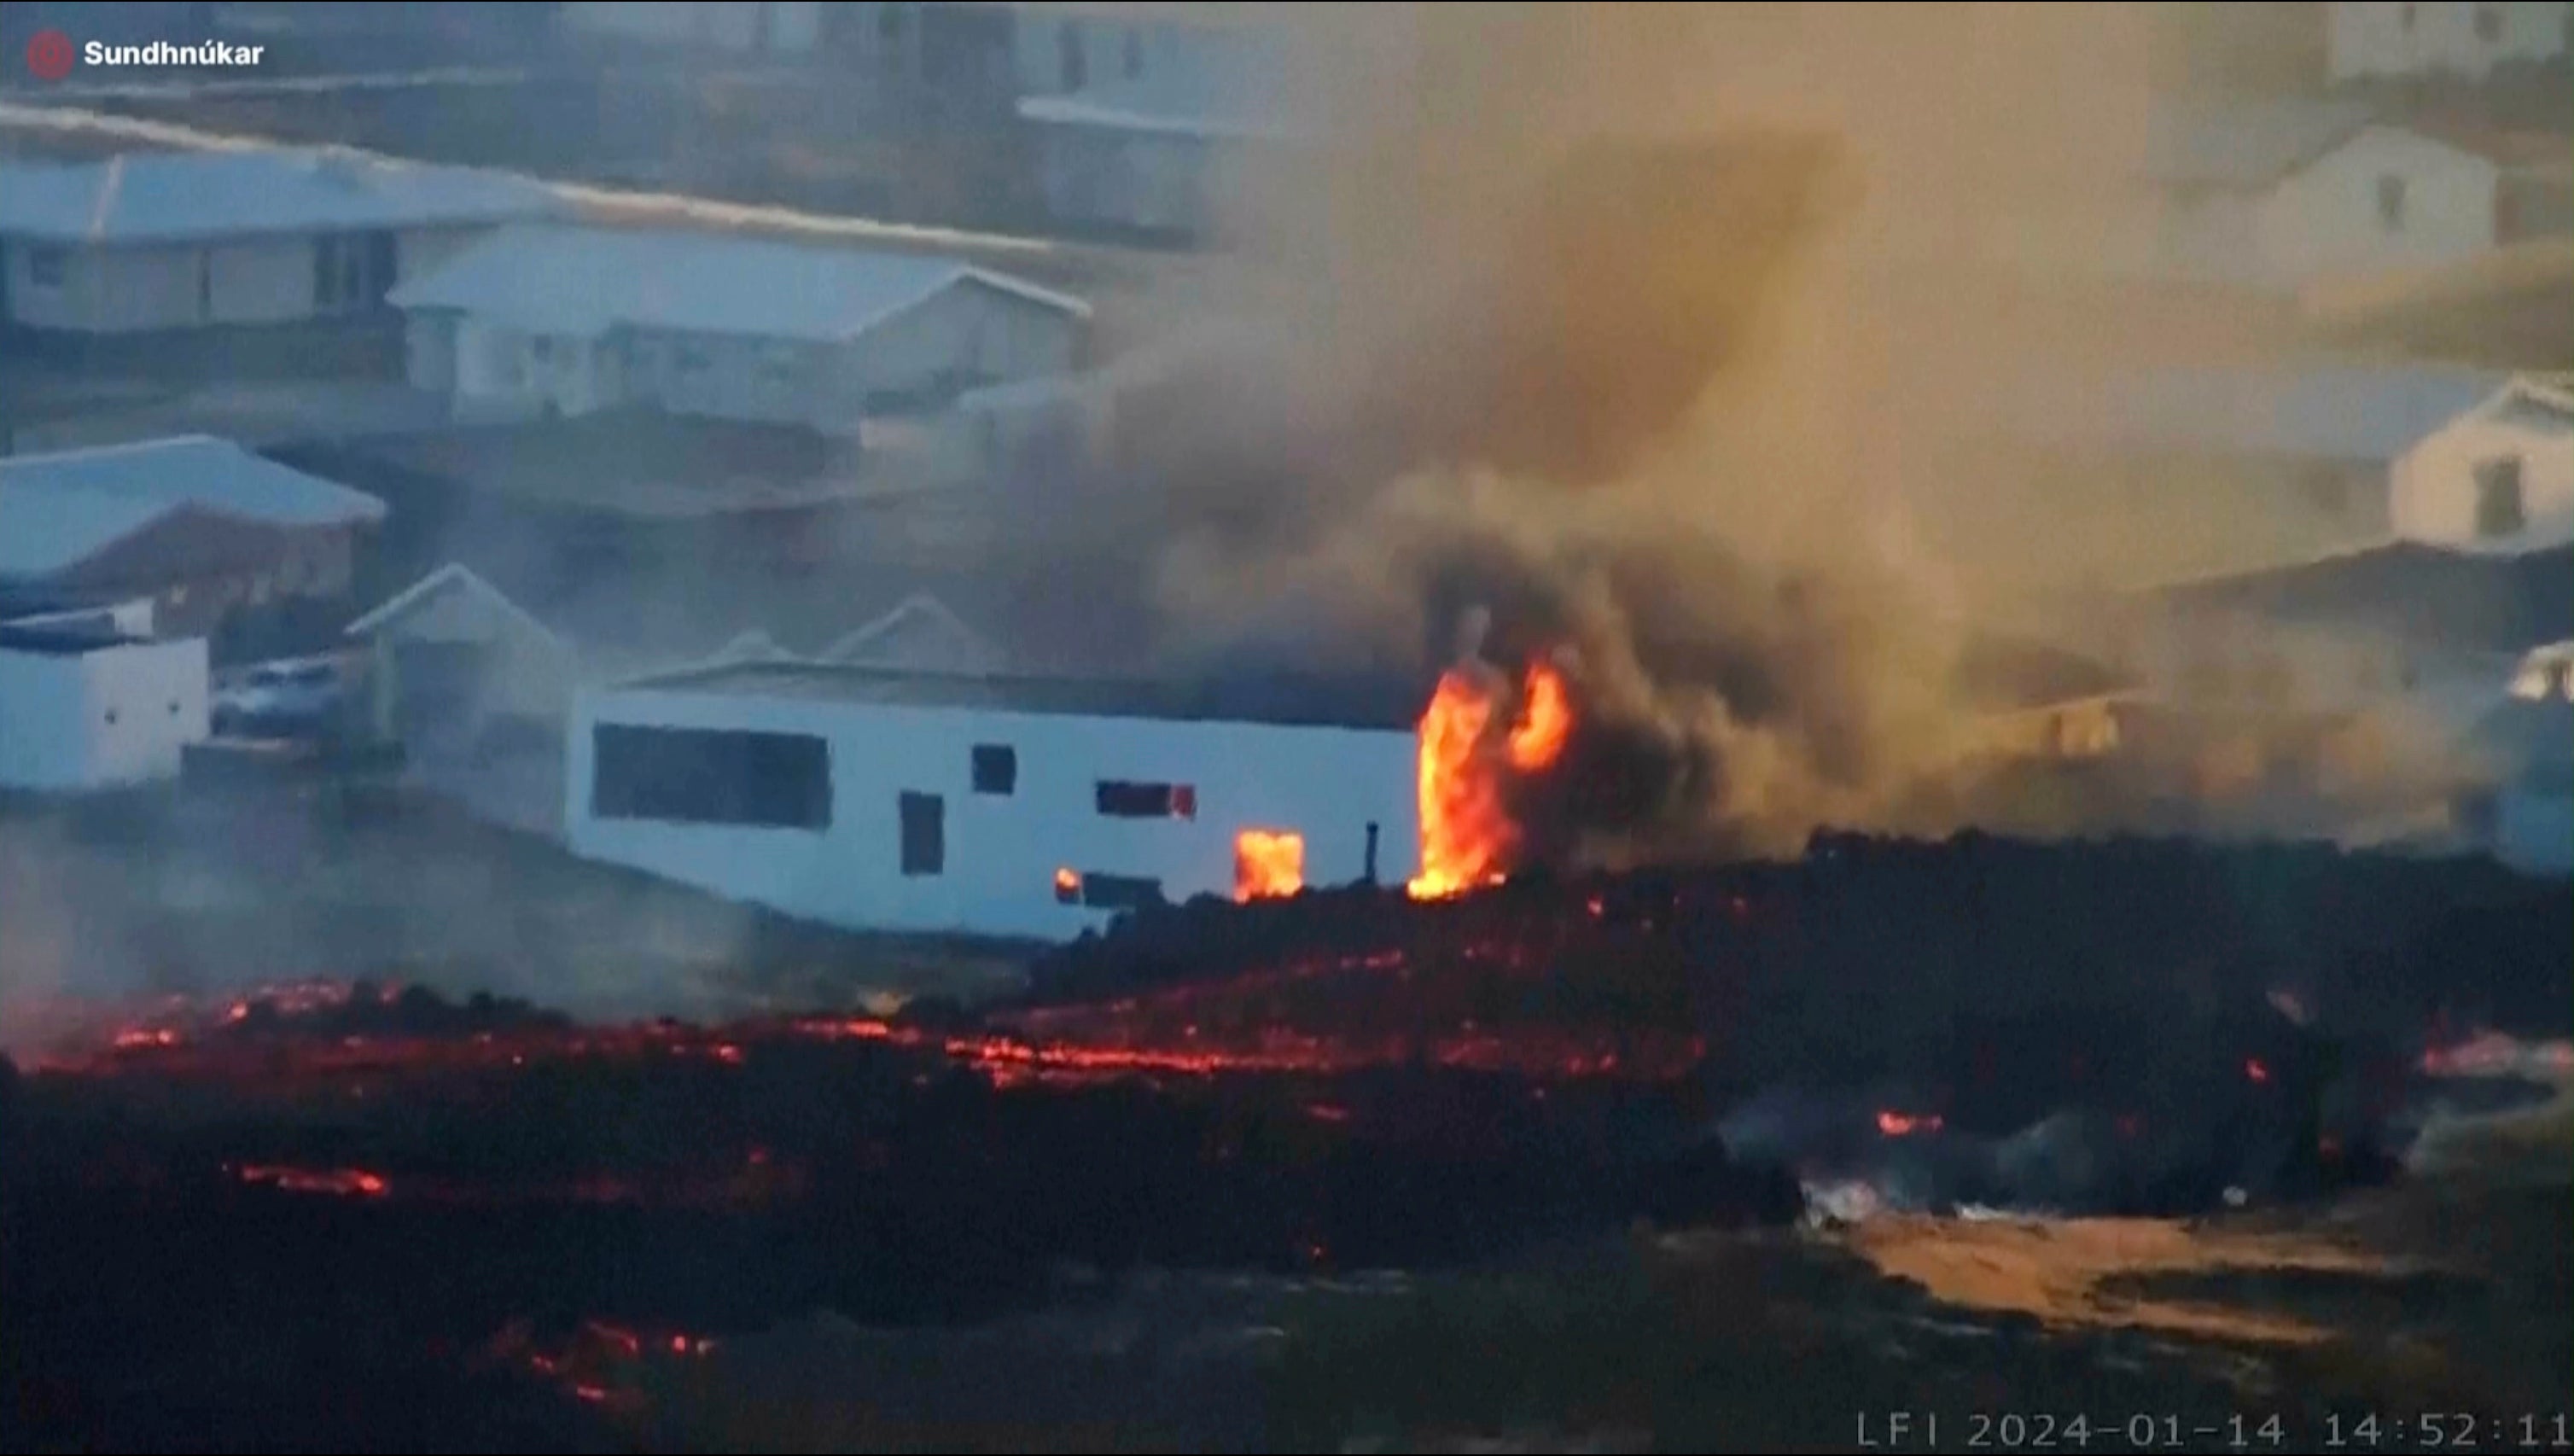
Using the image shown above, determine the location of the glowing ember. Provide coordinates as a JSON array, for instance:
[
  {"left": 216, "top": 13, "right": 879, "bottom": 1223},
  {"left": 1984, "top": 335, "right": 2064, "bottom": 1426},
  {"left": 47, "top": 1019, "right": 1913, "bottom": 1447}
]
[
  {"left": 1875, "top": 1110, "right": 1944, "bottom": 1137},
  {"left": 2243, "top": 1057, "right": 2270, "bottom": 1084},
  {"left": 1233, "top": 829, "right": 1306, "bottom": 901},
  {"left": 232, "top": 1163, "right": 391, "bottom": 1198},
  {"left": 1409, "top": 659, "right": 1572, "bottom": 900}
]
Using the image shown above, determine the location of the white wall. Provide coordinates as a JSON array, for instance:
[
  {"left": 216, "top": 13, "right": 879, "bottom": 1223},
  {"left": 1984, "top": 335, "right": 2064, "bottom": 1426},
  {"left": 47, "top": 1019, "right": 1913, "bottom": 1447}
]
[
  {"left": 372, "top": 579, "right": 577, "bottom": 725},
  {"left": 1034, "top": 126, "right": 1220, "bottom": 236},
  {"left": 0, "top": 638, "right": 207, "bottom": 790},
  {"left": 205, "top": 237, "right": 313, "bottom": 325},
  {"left": 2, "top": 244, "right": 201, "bottom": 333},
  {"left": 837, "top": 282, "right": 1084, "bottom": 404},
  {"left": 565, "top": 685, "right": 1422, "bottom": 940},
  {"left": 2331, "top": 1, "right": 2571, "bottom": 80},
  {"left": 2391, "top": 389, "right": 2574, "bottom": 553},
  {"left": 2259, "top": 127, "right": 2501, "bottom": 287}
]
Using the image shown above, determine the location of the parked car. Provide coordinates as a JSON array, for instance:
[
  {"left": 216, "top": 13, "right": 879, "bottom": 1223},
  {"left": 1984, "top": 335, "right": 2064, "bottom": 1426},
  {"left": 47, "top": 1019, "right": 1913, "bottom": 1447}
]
[{"left": 213, "top": 658, "right": 351, "bottom": 739}]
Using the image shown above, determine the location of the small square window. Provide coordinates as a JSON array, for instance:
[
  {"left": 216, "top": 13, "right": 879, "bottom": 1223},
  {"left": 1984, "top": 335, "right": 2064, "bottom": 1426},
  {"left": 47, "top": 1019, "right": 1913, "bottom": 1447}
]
[
  {"left": 1172, "top": 784, "right": 1197, "bottom": 819},
  {"left": 972, "top": 743, "right": 1016, "bottom": 795}
]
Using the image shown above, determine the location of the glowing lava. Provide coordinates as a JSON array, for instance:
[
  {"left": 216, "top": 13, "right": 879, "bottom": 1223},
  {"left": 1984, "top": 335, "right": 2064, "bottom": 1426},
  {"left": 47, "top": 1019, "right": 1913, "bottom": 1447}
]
[
  {"left": 1875, "top": 1110, "right": 1944, "bottom": 1137},
  {"left": 1409, "top": 659, "right": 1573, "bottom": 900},
  {"left": 1233, "top": 829, "right": 1306, "bottom": 901}
]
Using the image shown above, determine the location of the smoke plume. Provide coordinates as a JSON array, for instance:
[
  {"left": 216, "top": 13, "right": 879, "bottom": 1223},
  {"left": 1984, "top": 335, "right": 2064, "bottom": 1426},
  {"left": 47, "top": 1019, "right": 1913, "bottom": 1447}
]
[{"left": 1077, "top": 3, "right": 2193, "bottom": 864}]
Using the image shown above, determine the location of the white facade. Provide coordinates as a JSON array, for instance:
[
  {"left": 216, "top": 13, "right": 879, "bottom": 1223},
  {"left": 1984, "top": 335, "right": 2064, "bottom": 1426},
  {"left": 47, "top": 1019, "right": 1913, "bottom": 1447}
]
[
  {"left": 2391, "top": 376, "right": 2574, "bottom": 554},
  {"left": 3, "top": 223, "right": 506, "bottom": 335},
  {"left": 0, "top": 634, "right": 209, "bottom": 790},
  {"left": 562, "top": 1, "right": 821, "bottom": 55},
  {"left": 2257, "top": 125, "right": 2509, "bottom": 286},
  {"left": 565, "top": 669, "right": 1422, "bottom": 940},
  {"left": 2330, "top": 1, "right": 2570, "bottom": 80}
]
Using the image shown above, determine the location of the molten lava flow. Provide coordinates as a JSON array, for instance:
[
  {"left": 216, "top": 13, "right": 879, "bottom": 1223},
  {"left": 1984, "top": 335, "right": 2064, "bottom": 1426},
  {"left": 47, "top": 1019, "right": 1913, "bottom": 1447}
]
[
  {"left": 1875, "top": 1110, "right": 1944, "bottom": 1137},
  {"left": 1505, "top": 661, "right": 1571, "bottom": 772},
  {"left": 1409, "top": 660, "right": 1572, "bottom": 900},
  {"left": 1234, "top": 830, "right": 1306, "bottom": 901}
]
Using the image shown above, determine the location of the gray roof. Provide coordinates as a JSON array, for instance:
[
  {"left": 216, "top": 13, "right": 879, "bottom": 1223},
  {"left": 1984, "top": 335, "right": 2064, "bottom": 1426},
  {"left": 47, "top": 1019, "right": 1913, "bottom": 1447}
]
[
  {"left": 387, "top": 224, "right": 1092, "bottom": 342},
  {"left": 603, "top": 661, "right": 1426, "bottom": 732},
  {"left": 0, "top": 435, "right": 387, "bottom": 579},
  {"left": 2141, "top": 98, "right": 2376, "bottom": 190},
  {"left": 1016, "top": 42, "right": 1314, "bottom": 143},
  {"left": 0, "top": 148, "right": 558, "bottom": 245},
  {"left": 2006, "top": 361, "right": 2508, "bottom": 463}
]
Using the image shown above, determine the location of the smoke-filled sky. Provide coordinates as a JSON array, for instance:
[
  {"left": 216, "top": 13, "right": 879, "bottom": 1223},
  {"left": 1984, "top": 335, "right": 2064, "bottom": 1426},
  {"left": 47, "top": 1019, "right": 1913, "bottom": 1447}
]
[{"left": 1080, "top": 3, "right": 2317, "bottom": 862}]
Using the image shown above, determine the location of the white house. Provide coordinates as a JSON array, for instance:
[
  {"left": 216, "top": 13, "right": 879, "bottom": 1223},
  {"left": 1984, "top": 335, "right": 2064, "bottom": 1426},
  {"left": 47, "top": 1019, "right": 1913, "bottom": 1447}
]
[
  {"left": 0, "top": 435, "right": 390, "bottom": 639},
  {"left": 0, "top": 149, "right": 558, "bottom": 336},
  {"left": 2257, "top": 122, "right": 2573, "bottom": 287},
  {"left": 388, "top": 225, "right": 1090, "bottom": 434},
  {"left": 564, "top": 661, "right": 1423, "bottom": 939},
  {"left": 2329, "top": 1, "right": 2571, "bottom": 81},
  {"left": 1016, "top": 38, "right": 1313, "bottom": 238},
  {"left": 560, "top": 1, "right": 821, "bottom": 55},
  {"left": 0, "top": 621, "right": 209, "bottom": 791},
  {"left": 2391, "top": 374, "right": 2574, "bottom": 554}
]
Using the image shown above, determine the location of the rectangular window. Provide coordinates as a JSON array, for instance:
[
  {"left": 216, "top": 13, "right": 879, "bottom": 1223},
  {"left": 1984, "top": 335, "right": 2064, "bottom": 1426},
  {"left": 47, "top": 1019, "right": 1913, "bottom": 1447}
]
[
  {"left": 591, "top": 725, "right": 831, "bottom": 829},
  {"left": 314, "top": 236, "right": 340, "bottom": 311},
  {"left": 1096, "top": 780, "right": 1196, "bottom": 818},
  {"left": 971, "top": 743, "right": 1016, "bottom": 795},
  {"left": 28, "top": 246, "right": 67, "bottom": 289},
  {"left": 2475, "top": 456, "right": 2527, "bottom": 538},
  {"left": 2376, "top": 174, "right": 2407, "bottom": 233},
  {"left": 900, "top": 790, "right": 945, "bottom": 876}
]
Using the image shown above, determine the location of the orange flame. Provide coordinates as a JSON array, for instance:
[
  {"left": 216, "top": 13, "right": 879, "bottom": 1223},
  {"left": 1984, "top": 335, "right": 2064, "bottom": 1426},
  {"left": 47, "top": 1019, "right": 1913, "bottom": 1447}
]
[
  {"left": 1409, "top": 659, "right": 1573, "bottom": 900},
  {"left": 1506, "top": 661, "right": 1571, "bottom": 772},
  {"left": 1233, "top": 829, "right": 1306, "bottom": 901},
  {"left": 1875, "top": 1110, "right": 1944, "bottom": 1137}
]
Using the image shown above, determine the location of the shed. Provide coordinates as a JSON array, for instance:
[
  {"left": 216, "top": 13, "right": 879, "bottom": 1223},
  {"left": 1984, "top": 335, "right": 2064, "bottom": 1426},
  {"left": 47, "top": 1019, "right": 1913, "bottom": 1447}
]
[
  {"left": 2391, "top": 373, "right": 2574, "bottom": 555},
  {"left": 0, "top": 148, "right": 558, "bottom": 335},
  {"left": 565, "top": 661, "right": 1425, "bottom": 939},
  {"left": 387, "top": 225, "right": 1091, "bottom": 434},
  {"left": 0, "top": 623, "right": 209, "bottom": 791}
]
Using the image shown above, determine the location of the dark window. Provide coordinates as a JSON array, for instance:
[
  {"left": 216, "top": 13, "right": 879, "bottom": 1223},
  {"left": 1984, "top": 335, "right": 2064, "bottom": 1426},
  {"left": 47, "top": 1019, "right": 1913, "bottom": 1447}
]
[
  {"left": 28, "top": 246, "right": 67, "bottom": 288},
  {"left": 1057, "top": 21, "right": 1086, "bottom": 90},
  {"left": 314, "top": 236, "right": 339, "bottom": 310},
  {"left": 2475, "top": 456, "right": 2527, "bottom": 538},
  {"left": 1121, "top": 25, "right": 1144, "bottom": 79},
  {"left": 2377, "top": 174, "right": 2407, "bottom": 232},
  {"left": 1077, "top": 871, "right": 1162, "bottom": 911},
  {"left": 900, "top": 791, "right": 945, "bottom": 875},
  {"left": 971, "top": 743, "right": 1016, "bottom": 795},
  {"left": 104, "top": 708, "right": 119, "bottom": 725},
  {"left": 364, "top": 230, "right": 397, "bottom": 301},
  {"left": 1096, "top": 779, "right": 1196, "bottom": 818},
  {"left": 2474, "top": 4, "right": 2502, "bottom": 43},
  {"left": 199, "top": 253, "right": 213, "bottom": 321},
  {"left": 591, "top": 725, "right": 831, "bottom": 829},
  {"left": 1364, "top": 821, "right": 1381, "bottom": 883}
]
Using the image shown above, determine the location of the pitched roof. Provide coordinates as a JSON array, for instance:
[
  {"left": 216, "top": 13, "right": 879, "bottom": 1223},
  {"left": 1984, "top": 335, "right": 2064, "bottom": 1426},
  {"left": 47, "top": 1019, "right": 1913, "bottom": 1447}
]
[
  {"left": 2152, "top": 541, "right": 2574, "bottom": 655},
  {"left": 819, "top": 593, "right": 1007, "bottom": 673},
  {"left": 0, "top": 436, "right": 386, "bottom": 580},
  {"left": 1016, "top": 41, "right": 1314, "bottom": 142},
  {"left": 342, "top": 562, "right": 569, "bottom": 653},
  {"left": 2004, "top": 361, "right": 2508, "bottom": 463},
  {"left": 2142, "top": 97, "right": 2376, "bottom": 190},
  {"left": 46, "top": 506, "right": 327, "bottom": 593},
  {"left": 605, "top": 660, "right": 1430, "bottom": 732},
  {"left": 0, "top": 148, "right": 557, "bottom": 245},
  {"left": 386, "top": 224, "right": 1091, "bottom": 342}
]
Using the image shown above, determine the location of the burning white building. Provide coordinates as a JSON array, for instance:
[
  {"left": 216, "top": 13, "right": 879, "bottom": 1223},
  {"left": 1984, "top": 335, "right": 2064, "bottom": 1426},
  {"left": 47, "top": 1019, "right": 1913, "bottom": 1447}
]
[{"left": 562, "top": 661, "right": 1423, "bottom": 939}]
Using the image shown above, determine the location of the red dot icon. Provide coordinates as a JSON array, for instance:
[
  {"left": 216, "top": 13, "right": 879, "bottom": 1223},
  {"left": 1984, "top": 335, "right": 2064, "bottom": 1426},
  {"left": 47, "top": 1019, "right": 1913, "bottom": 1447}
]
[{"left": 26, "top": 29, "right": 76, "bottom": 81}]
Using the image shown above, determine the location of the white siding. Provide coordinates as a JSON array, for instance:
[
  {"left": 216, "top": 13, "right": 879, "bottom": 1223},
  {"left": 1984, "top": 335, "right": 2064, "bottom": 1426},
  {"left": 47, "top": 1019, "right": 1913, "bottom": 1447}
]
[
  {"left": 372, "top": 579, "right": 576, "bottom": 725},
  {"left": 9, "top": 246, "right": 206, "bottom": 333},
  {"left": 836, "top": 282, "right": 1082, "bottom": 404},
  {"left": 397, "top": 225, "right": 494, "bottom": 288},
  {"left": 205, "top": 237, "right": 313, "bottom": 325},
  {"left": 1034, "top": 127, "right": 1220, "bottom": 236},
  {"left": 0, "top": 638, "right": 207, "bottom": 789},
  {"left": 2259, "top": 127, "right": 2501, "bottom": 286},
  {"left": 405, "top": 312, "right": 459, "bottom": 393},
  {"left": 2330, "top": 1, "right": 2571, "bottom": 80},
  {"left": 2391, "top": 391, "right": 2574, "bottom": 553},
  {"left": 565, "top": 688, "right": 1421, "bottom": 940}
]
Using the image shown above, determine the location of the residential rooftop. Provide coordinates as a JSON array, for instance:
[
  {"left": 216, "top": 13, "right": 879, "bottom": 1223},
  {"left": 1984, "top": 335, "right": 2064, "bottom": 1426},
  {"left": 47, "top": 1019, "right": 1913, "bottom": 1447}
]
[
  {"left": 0, "top": 436, "right": 387, "bottom": 579},
  {"left": 0, "top": 148, "right": 558, "bottom": 245},
  {"left": 603, "top": 660, "right": 1428, "bottom": 732},
  {"left": 387, "top": 224, "right": 1091, "bottom": 343}
]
